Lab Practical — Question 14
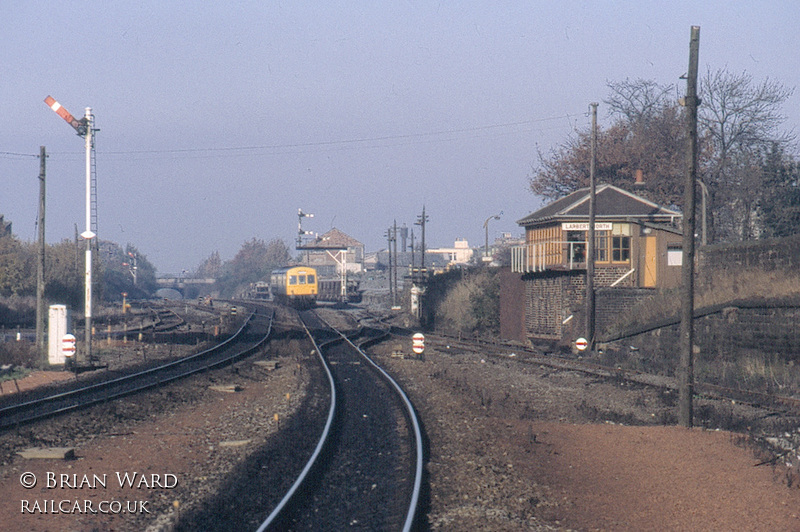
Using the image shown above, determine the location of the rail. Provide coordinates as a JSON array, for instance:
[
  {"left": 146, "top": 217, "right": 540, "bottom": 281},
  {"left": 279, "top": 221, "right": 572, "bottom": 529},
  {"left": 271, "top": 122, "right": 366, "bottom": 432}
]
[
  {"left": 256, "top": 312, "right": 423, "bottom": 531},
  {"left": 335, "top": 322, "right": 424, "bottom": 532},
  {"left": 0, "top": 306, "right": 271, "bottom": 430},
  {"left": 256, "top": 314, "right": 337, "bottom": 531}
]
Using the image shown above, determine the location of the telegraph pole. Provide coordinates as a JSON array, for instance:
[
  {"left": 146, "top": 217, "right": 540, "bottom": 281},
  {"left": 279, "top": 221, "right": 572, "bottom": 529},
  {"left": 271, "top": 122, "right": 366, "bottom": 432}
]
[
  {"left": 386, "top": 227, "right": 394, "bottom": 304},
  {"left": 36, "top": 146, "right": 46, "bottom": 365},
  {"left": 392, "top": 220, "right": 398, "bottom": 307},
  {"left": 586, "top": 103, "right": 598, "bottom": 350},
  {"left": 410, "top": 229, "right": 415, "bottom": 272},
  {"left": 416, "top": 206, "right": 429, "bottom": 272},
  {"left": 679, "top": 26, "right": 701, "bottom": 428}
]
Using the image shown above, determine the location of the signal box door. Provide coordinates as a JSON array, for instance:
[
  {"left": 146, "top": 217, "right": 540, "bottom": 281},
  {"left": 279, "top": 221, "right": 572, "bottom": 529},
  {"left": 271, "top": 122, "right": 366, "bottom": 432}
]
[{"left": 643, "top": 236, "right": 657, "bottom": 288}]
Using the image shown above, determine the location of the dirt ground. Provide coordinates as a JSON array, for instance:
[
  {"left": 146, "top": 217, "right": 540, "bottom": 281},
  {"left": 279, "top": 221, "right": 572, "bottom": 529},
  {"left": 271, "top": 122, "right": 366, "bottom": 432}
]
[
  {"left": 370, "top": 337, "right": 800, "bottom": 531},
  {"left": 2, "top": 326, "right": 800, "bottom": 531},
  {"left": 0, "top": 359, "right": 307, "bottom": 532},
  {"left": 0, "top": 371, "right": 73, "bottom": 395},
  {"left": 514, "top": 421, "right": 800, "bottom": 530}
]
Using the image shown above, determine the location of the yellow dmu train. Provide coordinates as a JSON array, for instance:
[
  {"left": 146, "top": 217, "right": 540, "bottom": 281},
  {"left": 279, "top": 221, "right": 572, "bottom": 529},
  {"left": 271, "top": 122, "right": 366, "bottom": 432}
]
[{"left": 270, "top": 266, "right": 318, "bottom": 308}]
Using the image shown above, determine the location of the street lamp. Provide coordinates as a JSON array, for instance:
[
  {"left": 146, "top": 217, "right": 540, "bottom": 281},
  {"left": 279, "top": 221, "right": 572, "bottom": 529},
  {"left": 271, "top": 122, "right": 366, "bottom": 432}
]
[{"left": 483, "top": 211, "right": 502, "bottom": 262}]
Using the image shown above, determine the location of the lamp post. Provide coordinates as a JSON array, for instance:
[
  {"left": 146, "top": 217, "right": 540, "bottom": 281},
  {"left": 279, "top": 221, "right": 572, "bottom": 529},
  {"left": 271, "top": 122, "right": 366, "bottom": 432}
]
[
  {"left": 483, "top": 211, "right": 502, "bottom": 262},
  {"left": 415, "top": 206, "right": 428, "bottom": 271}
]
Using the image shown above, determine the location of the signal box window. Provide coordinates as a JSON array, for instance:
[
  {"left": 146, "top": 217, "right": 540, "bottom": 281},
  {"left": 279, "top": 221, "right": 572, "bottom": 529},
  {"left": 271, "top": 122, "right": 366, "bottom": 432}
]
[
  {"left": 612, "top": 236, "right": 631, "bottom": 262},
  {"left": 594, "top": 231, "right": 609, "bottom": 262},
  {"left": 667, "top": 245, "right": 683, "bottom": 266},
  {"left": 566, "top": 230, "right": 585, "bottom": 263}
]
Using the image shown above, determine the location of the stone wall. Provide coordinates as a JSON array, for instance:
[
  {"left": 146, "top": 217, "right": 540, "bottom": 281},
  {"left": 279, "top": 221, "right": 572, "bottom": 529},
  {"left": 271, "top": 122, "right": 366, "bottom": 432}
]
[
  {"left": 602, "top": 234, "right": 800, "bottom": 362},
  {"left": 505, "top": 234, "right": 800, "bottom": 346},
  {"left": 604, "top": 301, "right": 800, "bottom": 366},
  {"left": 595, "top": 287, "right": 654, "bottom": 333},
  {"left": 698, "top": 234, "right": 800, "bottom": 284}
]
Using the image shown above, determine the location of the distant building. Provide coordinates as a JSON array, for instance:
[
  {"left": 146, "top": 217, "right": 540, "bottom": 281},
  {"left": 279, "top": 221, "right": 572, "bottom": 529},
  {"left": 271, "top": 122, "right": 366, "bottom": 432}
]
[
  {"left": 298, "top": 227, "right": 364, "bottom": 276},
  {"left": 367, "top": 238, "right": 476, "bottom": 273},
  {"left": 486, "top": 232, "right": 524, "bottom": 266},
  {"left": 427, "top": 238, "right": 474, "bottom": 267},
  {"left": 502, "top": 184, "right": 683, "bottom": 342}
]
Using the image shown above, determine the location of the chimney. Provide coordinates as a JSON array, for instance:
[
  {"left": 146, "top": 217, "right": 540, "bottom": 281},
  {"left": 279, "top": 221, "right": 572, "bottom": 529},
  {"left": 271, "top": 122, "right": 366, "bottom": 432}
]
[{"left": 634, "top": 169, "right": 645, "bottom": 185}]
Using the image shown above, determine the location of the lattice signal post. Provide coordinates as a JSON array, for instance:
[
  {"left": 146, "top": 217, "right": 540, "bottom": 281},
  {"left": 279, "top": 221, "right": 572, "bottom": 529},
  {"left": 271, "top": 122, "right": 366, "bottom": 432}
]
[
  {"left": 295, "top": 208, "right": 350, "bottom": 302},
  {"left": 296, "top": 240, "right": 350, "bottom": 302},
  {"left": 45, "top": 96, "right": 97, "bottom": 365}
]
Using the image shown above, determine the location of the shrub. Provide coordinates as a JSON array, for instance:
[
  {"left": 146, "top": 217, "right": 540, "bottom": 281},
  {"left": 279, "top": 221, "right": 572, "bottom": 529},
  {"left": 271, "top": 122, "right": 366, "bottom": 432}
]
[{"left": 0, "top": 340, "right": 39, "bottom": 368}]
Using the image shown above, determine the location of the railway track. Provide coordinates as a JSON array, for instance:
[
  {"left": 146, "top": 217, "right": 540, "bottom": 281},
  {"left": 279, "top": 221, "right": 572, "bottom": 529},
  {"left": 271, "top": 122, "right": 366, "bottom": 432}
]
[
  {"left": 403, "top": 328, "right": 800, "bottom": 416},
  {"left": 257, "top": 309, "right": 423, "bottom": 531},
  {"left": 0, "top": 305, "right": 273, "bottom": 430}
]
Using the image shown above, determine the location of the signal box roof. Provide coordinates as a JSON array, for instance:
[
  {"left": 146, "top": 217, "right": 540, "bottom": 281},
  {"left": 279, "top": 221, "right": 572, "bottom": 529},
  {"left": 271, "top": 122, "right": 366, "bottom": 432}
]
[
  {"left": 517, "top": 184, "right": 681, "bottom": 228},
  {"left": 297, "top": 227, "right": 363, "bottom": 250}
]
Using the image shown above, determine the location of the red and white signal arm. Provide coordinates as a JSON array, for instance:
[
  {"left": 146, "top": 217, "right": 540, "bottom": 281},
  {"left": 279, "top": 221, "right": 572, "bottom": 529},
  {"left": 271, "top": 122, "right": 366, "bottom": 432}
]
[
  {"left": 62, "top": 334, "right": 77, "bottom": 358},
  {"left": 412, "top": 333, "right": 425, "bottom": 354}
]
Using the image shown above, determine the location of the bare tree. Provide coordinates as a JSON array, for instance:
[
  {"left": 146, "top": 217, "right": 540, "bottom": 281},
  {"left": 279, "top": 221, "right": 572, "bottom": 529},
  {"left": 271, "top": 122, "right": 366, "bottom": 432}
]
[
  {"left": 529, "top": 79, "right": 686, "bottom": 208},
  {"left": 605, "top": 78, "right": 676, "bottom": 125},
  {"left": 529, "top": 71, "right": 796, "bottom": 243},
  {"left": 699, "top": 68, "right": 795, "bottom": 241}
]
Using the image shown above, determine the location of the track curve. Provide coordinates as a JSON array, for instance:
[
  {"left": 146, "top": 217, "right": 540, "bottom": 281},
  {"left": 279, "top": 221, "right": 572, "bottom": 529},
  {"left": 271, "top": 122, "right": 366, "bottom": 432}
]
[{"left": 257, "top": 309, "right": 423, "bottom": 531}]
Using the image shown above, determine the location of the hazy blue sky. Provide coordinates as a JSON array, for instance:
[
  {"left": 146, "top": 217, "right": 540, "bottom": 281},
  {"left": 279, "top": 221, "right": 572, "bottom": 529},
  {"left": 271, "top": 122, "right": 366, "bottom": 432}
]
[{"left": 2, "top": 2, "right": 798, "bottom": 274}]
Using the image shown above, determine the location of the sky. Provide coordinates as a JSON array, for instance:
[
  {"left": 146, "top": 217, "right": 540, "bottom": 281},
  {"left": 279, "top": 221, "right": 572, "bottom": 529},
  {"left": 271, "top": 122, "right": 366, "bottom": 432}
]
[{"left": 2, "top": 1, "right": 799, "bottom": 275}]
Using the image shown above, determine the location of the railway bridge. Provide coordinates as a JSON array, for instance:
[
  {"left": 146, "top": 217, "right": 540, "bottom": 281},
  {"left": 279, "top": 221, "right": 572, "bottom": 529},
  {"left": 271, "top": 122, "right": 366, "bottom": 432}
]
[{"left": 155, "top": 275, "right": 216, "bottom": 297}]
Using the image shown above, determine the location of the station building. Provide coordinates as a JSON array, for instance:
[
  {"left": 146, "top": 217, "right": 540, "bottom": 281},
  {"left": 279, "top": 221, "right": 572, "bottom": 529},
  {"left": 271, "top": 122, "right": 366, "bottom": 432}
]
[{"left": 502, "top": 184, "right": 683, "bottom": 343}]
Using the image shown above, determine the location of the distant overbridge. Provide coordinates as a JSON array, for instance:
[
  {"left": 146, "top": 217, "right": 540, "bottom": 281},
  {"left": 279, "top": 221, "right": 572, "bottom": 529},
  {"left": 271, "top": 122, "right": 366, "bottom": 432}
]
[{"left": 156, "top": 275, "right": 216, "bottom": 297}]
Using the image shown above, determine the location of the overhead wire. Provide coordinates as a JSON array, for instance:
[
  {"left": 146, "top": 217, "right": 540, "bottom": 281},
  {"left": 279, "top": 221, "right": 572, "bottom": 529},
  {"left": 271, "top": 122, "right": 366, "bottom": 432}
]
[
  {"left": 0, "top": 151, "right": 39, "bottom": 159},
  {"left": 45, "top": 111, "right": 588, "bottom": 161}
]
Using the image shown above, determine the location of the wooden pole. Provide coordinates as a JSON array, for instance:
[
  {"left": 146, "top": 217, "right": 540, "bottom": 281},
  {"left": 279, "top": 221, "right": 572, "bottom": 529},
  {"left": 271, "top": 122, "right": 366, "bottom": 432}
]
[
  {"left": 36, "top": 146, "right": 46, "bottom": 365},
  {"left": 392, "top": 220, "right": 398, "bottom": 306},
  {"left": 386, "top": 227, "right": 394, "bottom": 304},
  {"left": 586, "top": 103, "right": 598, "bottom": 349},
  {"left": 679, "top": 26, "right": 700, "bottom": 428}
]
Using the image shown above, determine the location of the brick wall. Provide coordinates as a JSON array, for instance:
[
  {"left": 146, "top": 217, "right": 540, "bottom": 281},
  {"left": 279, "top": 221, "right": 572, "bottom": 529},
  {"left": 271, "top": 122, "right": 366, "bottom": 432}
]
[
  {"left": 518, "top": 270, "right": 585, "bottom": 340},
  {"left": 594, "top": 266, "right": 635, "bottom": 287},
  {"left": 507, "top": 267, "right": 644, "bottom": 341},
  {"left": 499, "top": 267, "right": 526, "bottom": 343}
]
